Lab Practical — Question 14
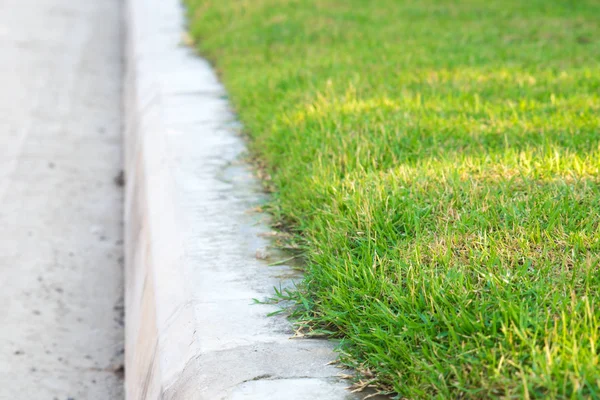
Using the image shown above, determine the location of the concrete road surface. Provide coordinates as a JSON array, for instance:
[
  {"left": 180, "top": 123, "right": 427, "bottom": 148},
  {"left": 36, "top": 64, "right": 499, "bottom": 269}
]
[{"left": 0, "top": 0, "right": 124, "bottom": 398}]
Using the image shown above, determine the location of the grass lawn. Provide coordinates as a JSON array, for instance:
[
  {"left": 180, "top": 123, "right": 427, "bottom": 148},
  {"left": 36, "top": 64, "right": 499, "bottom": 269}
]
[{"left": 184, "top": 0, "right": 600, "bottom": 397}]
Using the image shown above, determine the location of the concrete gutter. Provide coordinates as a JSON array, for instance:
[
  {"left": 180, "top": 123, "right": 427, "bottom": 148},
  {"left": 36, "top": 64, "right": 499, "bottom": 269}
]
[{"left": 123, "top": 0, "right": 367, "bottom": 398}]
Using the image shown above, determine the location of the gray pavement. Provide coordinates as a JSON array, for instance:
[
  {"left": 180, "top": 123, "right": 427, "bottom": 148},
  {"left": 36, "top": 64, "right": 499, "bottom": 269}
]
[{"left": 0, "top": 0, "right": 124, "bottom": 399}]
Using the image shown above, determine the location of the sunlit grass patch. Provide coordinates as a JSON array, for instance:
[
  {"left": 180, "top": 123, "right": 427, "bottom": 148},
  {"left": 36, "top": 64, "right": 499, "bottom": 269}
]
[{"left": 185, "top": 0, "right": 600, "bottom": 397}]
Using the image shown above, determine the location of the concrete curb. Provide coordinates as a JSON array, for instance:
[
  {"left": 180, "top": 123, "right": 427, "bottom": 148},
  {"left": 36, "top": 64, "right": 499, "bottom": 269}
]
[{"left": 123, "top": 0, "right": 366, "bottom": 399}]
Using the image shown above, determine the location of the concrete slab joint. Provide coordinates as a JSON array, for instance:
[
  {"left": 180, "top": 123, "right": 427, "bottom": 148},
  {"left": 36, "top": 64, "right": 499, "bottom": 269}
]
[{"left": 123, "top": 0, "right": 364, "bottom": 399}]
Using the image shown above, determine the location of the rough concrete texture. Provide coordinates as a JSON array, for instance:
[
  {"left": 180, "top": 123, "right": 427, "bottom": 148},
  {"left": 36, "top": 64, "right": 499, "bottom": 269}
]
[
  {"left": 0, "top": 0, "right": 124, "bottom": 399},
  {"left": 124, "top": 0, "right": 369, "bottom": 399}
]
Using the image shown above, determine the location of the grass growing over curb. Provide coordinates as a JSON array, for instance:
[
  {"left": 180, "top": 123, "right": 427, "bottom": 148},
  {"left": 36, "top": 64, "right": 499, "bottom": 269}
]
[{"left": 184, "top": 0, "right": 600, "bottom": 397}]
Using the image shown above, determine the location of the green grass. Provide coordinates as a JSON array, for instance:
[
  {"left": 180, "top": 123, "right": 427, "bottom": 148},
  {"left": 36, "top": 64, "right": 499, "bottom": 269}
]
[{"left": 184, "top": 0, "right": 600, "bottom": 398}]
